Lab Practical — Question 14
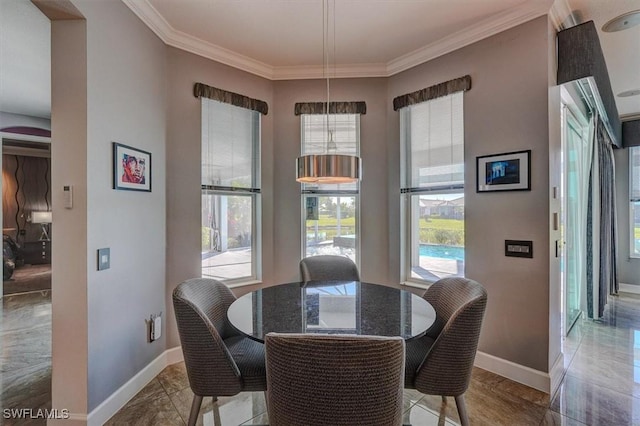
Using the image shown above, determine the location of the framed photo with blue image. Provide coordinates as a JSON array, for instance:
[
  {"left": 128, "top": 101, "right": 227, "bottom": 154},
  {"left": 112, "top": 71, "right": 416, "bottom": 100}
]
[{"left": 476, "top": 149, "right": 530, "bottom": 192}]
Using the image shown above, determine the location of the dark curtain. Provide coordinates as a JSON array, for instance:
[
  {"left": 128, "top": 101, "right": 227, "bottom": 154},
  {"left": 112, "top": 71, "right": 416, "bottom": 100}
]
[
  {"left": 597, "top": 121, "right": 619, "bottom": 301},
  {"left": 587, "top": 118, "right": 618, "bottom": 319}
]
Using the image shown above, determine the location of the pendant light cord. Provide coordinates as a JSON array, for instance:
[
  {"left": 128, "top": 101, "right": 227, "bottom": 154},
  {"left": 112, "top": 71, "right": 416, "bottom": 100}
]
[
  {"left": 332, "top": 0, "right": 336, "bottom": 146},
  {"left": 325, "top": 0, "right": 330, "bottom": 152}
]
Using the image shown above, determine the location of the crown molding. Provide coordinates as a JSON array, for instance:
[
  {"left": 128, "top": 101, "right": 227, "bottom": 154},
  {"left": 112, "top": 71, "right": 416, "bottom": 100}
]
[
  {"left": 272, "top": 63, "right": 388, "bottom": 80},
  {"left": 124, "top": 0, "right": 555, "bottom": 81},
  {"left": 164, "top": 27, "right": 275, "bottom": 80},
  {"left": 122, "top": 0, "right": 172, "bottom": 44},
  {"left": 122, "top": 0, "right": 276, "bottom": 79},
  {"left": 387, "top": 0, "right": 553, "bottom": 76}
]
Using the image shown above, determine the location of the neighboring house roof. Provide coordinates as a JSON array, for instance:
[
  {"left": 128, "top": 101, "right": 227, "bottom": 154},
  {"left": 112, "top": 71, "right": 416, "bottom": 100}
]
[
  {"left": 419, "top": 197, "right": 465, "bottom": 208},
  {"left": 419, "top": 199, "right": 444, "bottom": 208},
  {"left": 450, "top": 197, "right": 465, "bottom": 206}
]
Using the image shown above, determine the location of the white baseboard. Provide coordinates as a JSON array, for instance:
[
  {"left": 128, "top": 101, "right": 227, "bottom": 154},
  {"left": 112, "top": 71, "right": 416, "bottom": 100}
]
[
  {"left": 86, "top": 347, "right": 184, "bottom": 425},
  {"left": 549, "top": 353, "right": 565, "bottom": 397},
  {"left": 474, "top": 351, "right": 550, "bottom": 393},
  {"left": 165, "top": 345, "right": 185, "bottom": 365},
  {"left": 619, "top": 283, "right": 640, "bottom": 294}
]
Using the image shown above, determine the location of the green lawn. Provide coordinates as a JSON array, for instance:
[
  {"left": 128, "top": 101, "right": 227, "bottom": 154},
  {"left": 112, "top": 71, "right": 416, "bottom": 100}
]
[
  {"left": 308, "top": 215, "right": 356, "bottom": 228},
  {"left": 306, "top": 215, "right": 356, "bottom": 241},
  {"left": 419, "top": 217, "right": 464, "bottom": 246},
  {"left": 421, "top": 217, "right": 464, "bottom": 231},
  {"left": 305, "top": 215, "right": 464, "bottom": 246}
]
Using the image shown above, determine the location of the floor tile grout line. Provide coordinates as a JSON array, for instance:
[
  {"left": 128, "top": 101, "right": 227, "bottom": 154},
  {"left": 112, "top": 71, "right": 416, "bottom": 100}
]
[
  {"left": 239, "top": 409, "right": 269, "bottom": 425},
  {"left": 164, "top": 385, "right": 187, "bottom": 426}
]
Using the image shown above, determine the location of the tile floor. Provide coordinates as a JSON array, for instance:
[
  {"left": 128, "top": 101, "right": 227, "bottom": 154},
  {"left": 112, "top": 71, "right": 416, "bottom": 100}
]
[
  {"left": 0, "top": 291, "right": 52, "bottom": 426},
  {"left": 3, "top": 291, "right": 640, "bottom": 425}
]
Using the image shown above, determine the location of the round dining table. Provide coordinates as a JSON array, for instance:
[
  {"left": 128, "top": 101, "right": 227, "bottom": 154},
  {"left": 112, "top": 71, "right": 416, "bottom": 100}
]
[{"left": 227, "top": 280, "right": 436, "bottom": 342}]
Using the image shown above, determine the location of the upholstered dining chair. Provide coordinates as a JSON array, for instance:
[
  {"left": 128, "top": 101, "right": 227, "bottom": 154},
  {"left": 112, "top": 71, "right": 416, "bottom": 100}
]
[
  {"left": 172, "top": 278, "right": 267, "bottom": 426},
  {"left": 299, "top": 255, "right": 360, "bottom": 282},
  {"left": 265, "top": 333, "right": 405, "bottom": 426},
  {"left": 404, "top": 277, "right": 488, "bottom": 426}
]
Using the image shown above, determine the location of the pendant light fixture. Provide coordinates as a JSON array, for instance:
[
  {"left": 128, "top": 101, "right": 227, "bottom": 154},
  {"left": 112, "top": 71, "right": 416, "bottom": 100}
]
[{"left": 296, "top": 0, "right": 362, "bottom": 184}]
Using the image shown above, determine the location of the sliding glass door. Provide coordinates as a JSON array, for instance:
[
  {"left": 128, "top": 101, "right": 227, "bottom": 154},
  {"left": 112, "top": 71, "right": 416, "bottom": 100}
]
[{"left": 561, "top": 104, "right": 590, "bottom": 335}]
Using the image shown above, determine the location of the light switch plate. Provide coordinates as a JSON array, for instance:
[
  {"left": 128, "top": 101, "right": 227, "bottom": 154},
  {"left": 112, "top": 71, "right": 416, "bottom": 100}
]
[
  {"left": 504, "top": 240, "right": 533, "bottom": 258},
  {"left": 97, "top": 248, "right": 110, "bottom": 270}
]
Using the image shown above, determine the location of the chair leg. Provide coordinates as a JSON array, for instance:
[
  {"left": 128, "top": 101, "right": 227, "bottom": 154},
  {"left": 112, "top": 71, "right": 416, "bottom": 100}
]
[
  {"left": 454, "top": 395, "right": 470, "bottom": 426},
  {"left": 188, "top": 395, "right": 203, "bottom": 426},
  {"left": 437, "top": 396, "right": 447, "bottom": 426}
]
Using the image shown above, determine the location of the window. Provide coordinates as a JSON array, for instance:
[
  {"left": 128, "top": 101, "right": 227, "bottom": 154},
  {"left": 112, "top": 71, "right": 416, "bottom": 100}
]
[
  {"left": 400, "top": 92, "right": 464, "bottom": 283},
  {"left": 201, "top": 98, "right": 260, "bottom": 283},
  {"left": 631, "top": 146, "right": 640, "bottom": 257},
  {"left": 301, "top": 114, "right": 360, "bottom": 265}
]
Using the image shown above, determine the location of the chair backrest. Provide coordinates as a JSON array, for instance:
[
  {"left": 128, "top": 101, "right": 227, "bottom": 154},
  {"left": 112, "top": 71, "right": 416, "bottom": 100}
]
[
  {"left": 415, "top": 277, "right": 487, "bottom": 397},
  {"left": 265, "top": 333, "right": 405, "bottom": 426},
  {"left": 172, "top": 278, "right": 242, "bottom": 396},
  {"left": 300, "top": 255, "right": 360, "bottom": 282}
]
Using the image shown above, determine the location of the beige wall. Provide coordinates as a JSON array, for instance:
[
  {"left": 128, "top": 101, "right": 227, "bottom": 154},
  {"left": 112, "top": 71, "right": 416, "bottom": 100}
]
[
  {"left": 388, "top": 16, "right": 552, "bottom": 372},
  {"left": 51, "top": 16, "right": 88, "bottom": 420}
]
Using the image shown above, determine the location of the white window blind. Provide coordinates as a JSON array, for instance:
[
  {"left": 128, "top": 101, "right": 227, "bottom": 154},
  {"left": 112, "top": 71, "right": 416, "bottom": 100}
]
[
  {"left": 402, "top": 92, "right": 464, "bottom": 191},
  {"left": 632, "top": 147, "right": 640, "bottom": 201},
  {"left": 202, "top": 98, "right": 260, "bottom": 189}
]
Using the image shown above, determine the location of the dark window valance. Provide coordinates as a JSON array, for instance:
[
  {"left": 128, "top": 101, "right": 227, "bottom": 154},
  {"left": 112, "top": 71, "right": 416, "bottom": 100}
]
[
  {"left": 294, "top": 102, "right": 366, "bottom": 115},
  {"left": 557, "top": 21, "right": 621, "bottom": 147},
  {"left": 622, "top": 120, "right": 640, "bottom": 148},
  {"left": 393, "top": 75, "right": 471, "bottom": 111},
  {"left": 194, "top": 82, "right": 268, "bottom": 115}
]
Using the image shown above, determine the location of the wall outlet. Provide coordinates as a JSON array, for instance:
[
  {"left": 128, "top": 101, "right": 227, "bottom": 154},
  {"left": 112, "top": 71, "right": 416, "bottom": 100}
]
[
  {"left": 149, "top": 313, "right": 162, "bottom": 342},
  {"left": 153, "top": 316, "right": 162, "bottom": 340}
]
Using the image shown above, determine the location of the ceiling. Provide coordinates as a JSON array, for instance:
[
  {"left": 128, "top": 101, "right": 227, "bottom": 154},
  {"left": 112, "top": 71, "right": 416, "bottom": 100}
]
[
  {"left": 0, "top": 0, "right": 638, "bottom": 120},
  {"left": 128, "top": 0, "right": 546, "bottom": 77}
]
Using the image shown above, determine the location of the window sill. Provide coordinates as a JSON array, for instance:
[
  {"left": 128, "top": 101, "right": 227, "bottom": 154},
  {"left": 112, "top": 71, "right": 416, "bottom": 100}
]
[
  {"left": 401, "top": 281, "right": 432, "bottom": 291},
  {"left": 226, "top": 279, "right": 262, "bottom": 289}
]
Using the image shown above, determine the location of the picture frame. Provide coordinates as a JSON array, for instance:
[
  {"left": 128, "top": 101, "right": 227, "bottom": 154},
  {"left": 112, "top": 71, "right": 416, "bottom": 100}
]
[
  {"left": 476, "top": 149, "right": 530, "bottom": 192},
  {"left": 113, "top": 142, "right": 152, "bottom": 192}
]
